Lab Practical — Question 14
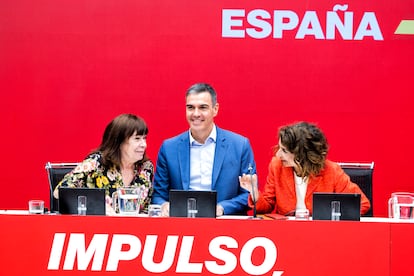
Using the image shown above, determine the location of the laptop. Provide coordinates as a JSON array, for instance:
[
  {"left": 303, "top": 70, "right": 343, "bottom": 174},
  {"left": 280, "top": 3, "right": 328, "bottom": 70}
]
[
  {"left": 58, "top": 187, "right": 106, "bottom": 215},
  {"left": 312, "top": 193, "right": 361, "bottom": 221},
  {"left": 169, "top": 190, "right": 217, "bottom": 218}
]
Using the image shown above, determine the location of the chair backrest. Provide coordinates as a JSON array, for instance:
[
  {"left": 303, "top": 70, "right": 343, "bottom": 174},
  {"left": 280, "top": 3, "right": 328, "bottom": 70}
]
[
  {"left": 337, "top": 162, "right": 374, "bottom": 217},
  {"left": 45, "top": 162, "right": 79, "bottom": 212}
]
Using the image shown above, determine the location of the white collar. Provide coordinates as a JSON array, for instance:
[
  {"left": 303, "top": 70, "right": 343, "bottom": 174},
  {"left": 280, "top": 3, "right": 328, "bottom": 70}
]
[{"left": 189, "top": 124, "right": 217, "bottom": 145}]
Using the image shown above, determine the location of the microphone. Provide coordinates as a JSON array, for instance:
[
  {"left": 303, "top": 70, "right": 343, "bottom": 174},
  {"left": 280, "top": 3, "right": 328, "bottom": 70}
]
[{"left": 248, "top": 163, "right": 261, "bottom": 219}]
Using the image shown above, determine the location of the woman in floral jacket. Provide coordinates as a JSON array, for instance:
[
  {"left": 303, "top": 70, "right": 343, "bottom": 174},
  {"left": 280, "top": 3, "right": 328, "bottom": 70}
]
[{"left": 54, "top": 113, "right": 154, "bottom": 214}]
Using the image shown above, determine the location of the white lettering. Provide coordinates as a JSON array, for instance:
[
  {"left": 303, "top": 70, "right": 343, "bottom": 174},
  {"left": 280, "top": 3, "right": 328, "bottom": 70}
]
[
  {"left": 240, "top": 237, "right": 277, "bottom": 275},
  {"left": 222, "top": 7, "right": 384, "bottom": 41},
  {"left": 354, "top": 12, "right": 384, "bottom": 40},
  {"left": 205, "top": 236, "right": 238, "bottom": 274},
  {"left": 176, "top": 236, "right": 203, "bottom": 273},
  {"left": 47, "top": 233, "right": 66, "bottom": 270},
  {"left": 296, "top": 11, "right": 324, "bottom": 39},
  {"left": 246, "top": 9, "right": 272, "bottom": 39},
  {"left": 222, "top": 9, "right": 245, "bottom": 38},
  {"left": 64, "top": 233, "right": 108, "bottom": 271},
  {"left": 106, "top": 234, "right": 141, "bottom": 271},
  {"left": 142, "top": 235, "right": 178, "bottom": 273},
  {"left": 49, "top": 233, "right": 282, "bottom": 274},
  {"left": 326, "top": 9, "right": 353, "bottom": 40},
  {"left": 273, "top": 10, "right": 299, "bottom": 38}
]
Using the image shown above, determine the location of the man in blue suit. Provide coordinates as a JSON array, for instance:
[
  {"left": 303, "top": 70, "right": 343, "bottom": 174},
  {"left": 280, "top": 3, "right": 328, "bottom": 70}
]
[{"left": 152, "top": 83, "right": 257, "bottom": 216}]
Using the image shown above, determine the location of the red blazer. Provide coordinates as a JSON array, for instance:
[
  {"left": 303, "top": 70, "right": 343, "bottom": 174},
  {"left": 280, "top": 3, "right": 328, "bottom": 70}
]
[{"left": 249, "top": 157, "right": 371, "bottom": 215}]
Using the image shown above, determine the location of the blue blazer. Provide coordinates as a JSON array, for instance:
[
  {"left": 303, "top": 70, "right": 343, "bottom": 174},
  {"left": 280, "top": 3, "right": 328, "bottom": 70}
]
[{"left": 152, "top": 126, "right": 256, "bottom": 215}]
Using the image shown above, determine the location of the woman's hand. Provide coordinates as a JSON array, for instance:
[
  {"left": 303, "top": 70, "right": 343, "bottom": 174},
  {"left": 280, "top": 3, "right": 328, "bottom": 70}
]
[
  {"left": 161, "top": 202, "right": 170, "bottom": 217},
  {"left": 239, "top": 173, "right": 259, "bottom": 202},
  {"left": 105, "top": 195, "right": 117, "bottom": 216}
]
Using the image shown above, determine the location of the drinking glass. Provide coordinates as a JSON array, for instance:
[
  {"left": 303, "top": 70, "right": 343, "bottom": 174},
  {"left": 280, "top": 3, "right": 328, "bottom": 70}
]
[
  {"left": 331, "top": 201, "right": 341, "bottom": 221},
  {"left": 148, "top": 204, "right": 162, "bottom": 217},
  {"left": 117, "top": 187, "right": 140, "bottom": 216},
  {"left": 187, "top": 198, "right": 197, "bottom": 218},
  {"left": 295, "top": 209, "right": 309, "bottom": 220},
  {"left": 28, "top": 200, "right": 44, "bottom": 214},
  {"left": 77, "top": 195, "right": 87, "bottom": 215}
]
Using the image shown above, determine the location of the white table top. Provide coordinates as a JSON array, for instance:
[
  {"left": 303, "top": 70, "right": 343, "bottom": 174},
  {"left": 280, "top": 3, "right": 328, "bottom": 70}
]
[{"left": 1, "top": 210, "right": 414, "bottom": 223}]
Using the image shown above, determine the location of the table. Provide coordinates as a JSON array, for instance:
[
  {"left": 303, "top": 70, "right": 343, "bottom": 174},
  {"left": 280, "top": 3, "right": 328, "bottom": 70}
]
[{"left": 0, "top": 212, "right": 412, "bottom": 276}]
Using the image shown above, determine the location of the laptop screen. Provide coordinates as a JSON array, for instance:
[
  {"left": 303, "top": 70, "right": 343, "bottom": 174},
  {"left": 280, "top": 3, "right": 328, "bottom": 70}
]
[
  {"left": 169, "top": 190, "right": 217, "bottom": 218},
  {"left": 58, "top": 187, "right": 106, "bottom": 215},
  {"left": 312, "top": 193, "right": 361, "bottom": 221}
]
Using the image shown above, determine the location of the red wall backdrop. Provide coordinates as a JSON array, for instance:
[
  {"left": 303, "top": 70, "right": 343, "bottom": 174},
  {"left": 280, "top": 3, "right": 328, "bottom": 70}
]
[{"left": 1, "top": 0, "right": 413, "bottom": 216}]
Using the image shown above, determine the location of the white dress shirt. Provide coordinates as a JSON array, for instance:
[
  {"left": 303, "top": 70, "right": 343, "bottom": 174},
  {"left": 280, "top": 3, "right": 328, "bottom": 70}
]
[{"left": 189, "top": 126, "right": 217, "bottom": 191}]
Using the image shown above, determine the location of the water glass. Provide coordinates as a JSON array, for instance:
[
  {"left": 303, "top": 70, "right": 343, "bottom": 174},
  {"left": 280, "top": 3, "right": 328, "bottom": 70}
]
[
  {"left": 77, "top": 195, "right": 87, "bottom": 215},
  {"left": 148, "top": 204, "right": 162, "bottom": 217},
  {"left": 28, "top": 200, "right": 44, "bottom": 214},
  {"left": 388, "top": 192, "right": 414, "bottom": 219},
  {"left": 295, "top": 209, "right": 309, "bottom": 220},
  {"left": 187, "top": 198, "right": 197, "bottom": 218},
  {"left": 331, "top": 201, "right": 341, "bottom": 221},
  {"left": 118, "top": 187, "right": 140, "bottom": 216}
]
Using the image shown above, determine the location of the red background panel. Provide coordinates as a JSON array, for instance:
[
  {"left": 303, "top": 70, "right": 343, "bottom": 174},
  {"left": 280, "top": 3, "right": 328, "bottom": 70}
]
[{"left": 0, "top": 215, "right": 392, "bottom": 275}]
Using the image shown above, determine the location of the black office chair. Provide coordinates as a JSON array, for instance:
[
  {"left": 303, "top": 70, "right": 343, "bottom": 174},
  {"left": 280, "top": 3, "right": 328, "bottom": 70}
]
[
  {"left": 45, "top": 162, "right": 79, "bottom": 213},
  {"left": 337, "top": 162, "right": 374, "bottom": 217}
]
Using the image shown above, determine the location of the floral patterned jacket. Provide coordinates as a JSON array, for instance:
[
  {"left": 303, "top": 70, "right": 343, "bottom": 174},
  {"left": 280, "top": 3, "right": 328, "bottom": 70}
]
[{"left": 55, "top": 152, "right": 154, "bottom": 213}]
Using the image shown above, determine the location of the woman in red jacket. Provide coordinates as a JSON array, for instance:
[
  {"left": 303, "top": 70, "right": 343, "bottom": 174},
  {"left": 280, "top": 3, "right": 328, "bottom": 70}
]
[{"left": 240, "top": 121, "right": 371, "bottom": 216}]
